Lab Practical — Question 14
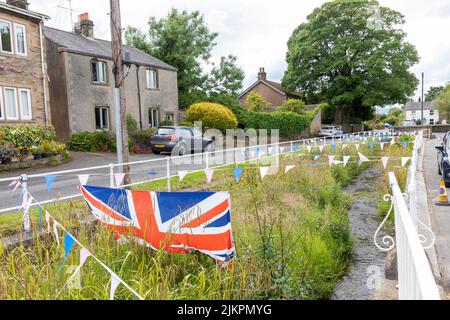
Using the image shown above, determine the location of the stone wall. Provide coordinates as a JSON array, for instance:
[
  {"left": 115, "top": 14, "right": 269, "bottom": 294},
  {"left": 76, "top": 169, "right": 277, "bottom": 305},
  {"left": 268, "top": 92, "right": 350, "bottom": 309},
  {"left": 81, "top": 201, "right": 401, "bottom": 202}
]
[{"left": 0, "top": 10, "right": 50, "bottom": 126}]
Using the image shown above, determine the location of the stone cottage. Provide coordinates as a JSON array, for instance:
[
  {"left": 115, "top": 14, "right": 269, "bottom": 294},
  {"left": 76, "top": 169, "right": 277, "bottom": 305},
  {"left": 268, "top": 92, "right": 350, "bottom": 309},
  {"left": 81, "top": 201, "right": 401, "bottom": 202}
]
[
  {"left": 45, "top": 13, "right": 179, "bottom": 139},
  {"left": 0, "top": 0, "right": 50, "bottom": 126}
]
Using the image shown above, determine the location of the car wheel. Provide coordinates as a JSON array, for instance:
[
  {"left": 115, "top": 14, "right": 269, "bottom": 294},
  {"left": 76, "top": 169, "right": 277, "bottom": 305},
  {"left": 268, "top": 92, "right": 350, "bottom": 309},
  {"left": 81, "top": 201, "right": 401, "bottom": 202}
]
[
  {"left": 152, "top": 150, "right": 161, "bottom": 155},
  {"left": 178, "top": 144, "right": 186, "bottom": 156}
]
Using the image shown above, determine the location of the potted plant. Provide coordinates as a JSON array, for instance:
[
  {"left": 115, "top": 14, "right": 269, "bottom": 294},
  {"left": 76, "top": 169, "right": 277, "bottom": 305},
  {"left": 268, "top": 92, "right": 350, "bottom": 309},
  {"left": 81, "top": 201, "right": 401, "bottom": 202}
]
[
  {"left": 32, "top": 145, "right": 44, "bottom": 160},
  {"left": 40, "top": 141, "right": 58, "bottom": 158}
]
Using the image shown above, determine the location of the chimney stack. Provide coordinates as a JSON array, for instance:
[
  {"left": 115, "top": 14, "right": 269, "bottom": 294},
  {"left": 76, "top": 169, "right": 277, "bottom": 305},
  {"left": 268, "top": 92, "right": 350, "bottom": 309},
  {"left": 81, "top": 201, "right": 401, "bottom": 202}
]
[
  {"left": 74, "top": 13, "right": 95, "bottom": 38},
  {"left": 258, "top": 67, "right": 267, "bottom": 81},
  {"left": 6, "top": 0, "right": 29, "bottom": 10}
]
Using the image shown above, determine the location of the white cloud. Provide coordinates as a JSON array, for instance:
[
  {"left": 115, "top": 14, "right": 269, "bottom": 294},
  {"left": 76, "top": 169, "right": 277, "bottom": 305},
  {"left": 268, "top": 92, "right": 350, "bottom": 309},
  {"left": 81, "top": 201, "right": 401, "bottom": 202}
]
[{"left": 27, "top": 0, "right": 450, "bottom": 98}]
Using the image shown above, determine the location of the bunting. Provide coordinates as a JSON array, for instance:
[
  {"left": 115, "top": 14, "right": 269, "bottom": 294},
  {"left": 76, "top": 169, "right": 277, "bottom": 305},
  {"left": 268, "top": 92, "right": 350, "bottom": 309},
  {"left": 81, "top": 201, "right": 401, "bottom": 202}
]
[
  {"left": 343, "top": 156, "right": 351, "bottom": 167},
  {"left": 233, "top": 168, "right": 243, "bottom": 182},
  {"left": 381, "top": 157, "right": 390, "bottom": 169},
  {"left": 204, "top": 168, "right": 214, "bottom": 184},
  {"left": 45, "top": 176, "right": 56, "bottom": 193},
  {"left": 114, "top": 173, "right": 126, "bottom": 187},
  {"left": 285, "top": 165, "right": 295, "bottom": 174},
  {"left": 260, "top": 167, "right": 270, "bottom": 180},
  {"left": 402, "top": 157, "right": 411, "bottom": 167},
  {"left": 58, "top": 233, "right": 76, "bottom": 273},
  {"left": 178, "top": 171, "right": 189, "bottom": 182},
  {"left": 78, "top": 175, "right": 90, "bottom": 186}
]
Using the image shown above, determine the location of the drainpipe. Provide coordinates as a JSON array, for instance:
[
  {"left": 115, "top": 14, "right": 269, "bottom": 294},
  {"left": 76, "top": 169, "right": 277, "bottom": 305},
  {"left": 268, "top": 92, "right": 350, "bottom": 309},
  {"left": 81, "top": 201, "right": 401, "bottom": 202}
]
[
  {"left": 136, "top": 64, "right": 143, "bottom": 130},
  {"left": 39, "top": 21, "right": 49, "bottom": 126}
]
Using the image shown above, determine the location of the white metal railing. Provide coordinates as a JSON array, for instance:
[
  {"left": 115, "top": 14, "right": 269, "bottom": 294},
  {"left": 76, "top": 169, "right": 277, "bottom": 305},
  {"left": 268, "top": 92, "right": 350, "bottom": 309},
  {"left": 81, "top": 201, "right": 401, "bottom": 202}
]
[
  {"left": 389, "top": 172, "right": 441, "bottom": 300},
  {"left": 0, "top": 129, "right": 409, "bottom": 215}
]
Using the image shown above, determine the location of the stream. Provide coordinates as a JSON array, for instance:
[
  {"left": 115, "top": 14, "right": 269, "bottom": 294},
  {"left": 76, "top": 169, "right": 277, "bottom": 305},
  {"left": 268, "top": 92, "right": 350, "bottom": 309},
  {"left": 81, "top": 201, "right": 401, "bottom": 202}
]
[{"left": 331, "top": 168, "right": 388, "bottom": 300}]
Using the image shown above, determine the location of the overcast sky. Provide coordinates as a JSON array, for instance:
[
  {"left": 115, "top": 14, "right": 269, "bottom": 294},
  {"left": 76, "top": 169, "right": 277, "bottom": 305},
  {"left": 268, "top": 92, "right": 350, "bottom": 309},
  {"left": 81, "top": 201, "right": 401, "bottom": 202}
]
[{"left": 26, "top": 0, "right": 450, "bottom": 100}]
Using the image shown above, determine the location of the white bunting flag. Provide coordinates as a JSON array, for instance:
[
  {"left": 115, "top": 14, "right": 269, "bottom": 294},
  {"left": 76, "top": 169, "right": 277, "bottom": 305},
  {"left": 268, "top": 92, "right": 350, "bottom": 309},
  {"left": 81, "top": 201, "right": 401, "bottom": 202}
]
[
  {"left": 285, "top": 165, "right": 295, "bottom": 174},
  {"left": 45, "top": 212, "right": 51, "bottom": 233},
  {"left": 343, "top": 156, "right": 351, "bottom": 167},
  {"left": 380, "top": 143, "right": 384, "bottom": 151},
  {"left": 402, "top": 157, "right": 411, "bottom": 168},
  {"left": 390, "top": 138, "right": 395, "bottom": 146},
  {"left": 260, "top": 167, "right": 270, "bottom": 180},
  {"left": 66, "top": 248, "right": 92, "bottom": 288},
  {"left": 319, "top": 146, "right": 324, "bottom": 153},
  {"left": 381, "top": 157, "right": 390, "bottom": 169},
  {"left": 358, "top": 153, "right": 370, "bottom": 163},
  {"left": 307, "top": 146, "right": 312, "bottom": 153},
  {"left": 342, "top": 144, "right": 348, "bottom": 150},
  {"left": 114, "top": 173, "right": 126, "bottom": 187},
  {"left": 204, "top": 168, "right": 214, "bottom": 184},
  {"left": 328, "top": 156, "right": 335, "bottom": 167},
  {"left": 280, "top": 147, "right": 285, "bottom": 154},
  {"left": 78, "top": 175, "right": 90, "bottom": 186},
  {"left": 268, "top": 147, "right": 273, "bottom": 155},
  {"left": 178, "top": 171, "right": 189, "bottom": 182},
  {"left": 53, "top": 221, "right": 60, "bottom": 247},
  {"left": 109, "top": 274, "right": 121, "bottom": 301},
  {"left": 355, "top": 144, "right": 360, "bottom": 151}
]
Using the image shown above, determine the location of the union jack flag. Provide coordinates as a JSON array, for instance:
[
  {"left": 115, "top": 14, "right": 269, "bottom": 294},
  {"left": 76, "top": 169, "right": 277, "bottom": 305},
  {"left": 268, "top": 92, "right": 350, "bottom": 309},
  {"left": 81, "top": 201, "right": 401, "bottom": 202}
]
[{"left": 81, "top": 185, "right": 235, "bottom": 264}]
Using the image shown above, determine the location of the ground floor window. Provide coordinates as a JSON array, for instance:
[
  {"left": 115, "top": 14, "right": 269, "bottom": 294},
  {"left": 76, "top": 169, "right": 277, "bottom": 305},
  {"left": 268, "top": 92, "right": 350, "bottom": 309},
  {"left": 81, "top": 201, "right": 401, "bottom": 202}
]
[
  {"left": 0, "top": 86, "right": 33, "bottom": 121},
  {"left": 3, "top": 87, "right": 18, "bottom": 120},
  {"left": 149, "top": 108, "right": 159, "bottom": 128},
  {"left": 95, "top": 106, "right": 109, "bottom": 130},
  {"left": 165, "top": 113, "right": 174, "bottom": 124},
  {"left": 19, "top": 89, "right": 32, "bottom": 120}
]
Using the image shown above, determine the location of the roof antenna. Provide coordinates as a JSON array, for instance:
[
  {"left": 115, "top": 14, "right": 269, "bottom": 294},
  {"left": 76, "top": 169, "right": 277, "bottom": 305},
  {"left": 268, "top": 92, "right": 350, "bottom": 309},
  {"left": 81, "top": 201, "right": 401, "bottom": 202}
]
[{"left": 57, "top": 0, "right": 77, "bottom": 31}]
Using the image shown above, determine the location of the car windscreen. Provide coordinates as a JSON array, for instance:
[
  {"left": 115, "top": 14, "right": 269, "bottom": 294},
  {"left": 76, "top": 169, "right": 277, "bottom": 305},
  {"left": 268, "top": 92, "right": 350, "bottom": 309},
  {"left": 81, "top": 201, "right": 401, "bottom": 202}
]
[{"left": 156, "top": 128, "right": 175, "bottom": 135}]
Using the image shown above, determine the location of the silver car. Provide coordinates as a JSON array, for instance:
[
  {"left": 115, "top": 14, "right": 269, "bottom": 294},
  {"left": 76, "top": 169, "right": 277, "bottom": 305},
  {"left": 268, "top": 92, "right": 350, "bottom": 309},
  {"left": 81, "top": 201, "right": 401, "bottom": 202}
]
[{"left": 318, "top": 125, "right": 344, "bottom": 138}]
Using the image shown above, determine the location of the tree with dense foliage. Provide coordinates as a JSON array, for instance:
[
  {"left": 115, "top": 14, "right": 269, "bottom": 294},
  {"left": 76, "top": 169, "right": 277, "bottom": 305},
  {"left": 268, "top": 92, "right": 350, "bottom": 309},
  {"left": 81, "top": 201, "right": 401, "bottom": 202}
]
[
  {"left": 185, "top": 102, "right": 238, "bottom": 132},
  {"left": 206, "top": 55, "right": 245, "bottom": 97},
  {"left": 283, "top": 0, "right": 419, "bottom": 124},
  {"left": 278, "top": 99, "right": 307, "bottom": 114},
  {"left": 125, "top": 9, "right": 245, "bottom": 109},
  {"left": 435, "top": 85, "right": 450, "bottom": 121},
  {"left": 426, "top": 86, "right": 444, "bottom": 102},
  {"left": 125, "top": 9, "right": 218, "bottom": 108},
  {"left": 246, "top": 92, "right": 272, "bottom": 112}
]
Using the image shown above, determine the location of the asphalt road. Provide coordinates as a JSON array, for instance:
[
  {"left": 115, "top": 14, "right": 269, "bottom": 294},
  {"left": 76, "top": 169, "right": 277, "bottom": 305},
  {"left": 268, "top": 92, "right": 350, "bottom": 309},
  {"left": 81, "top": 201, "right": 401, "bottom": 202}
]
[{"left": 423, "top": 133, "right": 450, "bottom": 293}]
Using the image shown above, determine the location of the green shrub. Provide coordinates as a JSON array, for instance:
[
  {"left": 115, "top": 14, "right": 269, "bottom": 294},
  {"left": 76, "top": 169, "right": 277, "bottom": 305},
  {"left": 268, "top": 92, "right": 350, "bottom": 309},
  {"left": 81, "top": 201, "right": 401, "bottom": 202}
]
[
  {"left": 127, "top": 114, "right": 138, "bottom": 134},
  {"left": 278, "top": 99, "right": 307, "bottom": 114},
  {"left": 246, "top": 92, "right": 272, "bottom": 112},
  {"left": 0, "top": 126, "right": 56, "bottom": 150},
  {"left": 130, "top": 129, "right": 155, "bottom": 148},
  {"left": 186, "top": 102, "right": 238, "bottom": 132},
  {"left": 66, "top": 132, "right": 95, "bottom": 152}
]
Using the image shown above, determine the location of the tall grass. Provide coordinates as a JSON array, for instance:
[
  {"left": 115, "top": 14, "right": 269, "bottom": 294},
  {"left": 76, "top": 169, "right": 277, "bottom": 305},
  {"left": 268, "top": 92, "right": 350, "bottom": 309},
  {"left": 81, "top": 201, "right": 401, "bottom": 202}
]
[{"left": 0, "top": 138, "right": 412, "bottom": 300}]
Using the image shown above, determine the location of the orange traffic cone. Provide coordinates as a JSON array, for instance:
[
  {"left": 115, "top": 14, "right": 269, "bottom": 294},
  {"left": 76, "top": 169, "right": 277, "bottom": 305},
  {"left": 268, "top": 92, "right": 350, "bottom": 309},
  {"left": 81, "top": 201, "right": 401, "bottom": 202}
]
[{"left": 436, "top": 179, "right": 450, "bottom": 207}]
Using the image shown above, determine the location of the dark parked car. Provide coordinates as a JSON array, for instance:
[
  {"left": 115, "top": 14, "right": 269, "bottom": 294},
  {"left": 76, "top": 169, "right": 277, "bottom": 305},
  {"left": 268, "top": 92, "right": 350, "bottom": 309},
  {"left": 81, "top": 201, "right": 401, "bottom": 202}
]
[
  {"left": 436, "top": 131, "right": 450, "bottom": 187},
  {"left": 150, "top": 126, "right": 215, "bottom": 156}
]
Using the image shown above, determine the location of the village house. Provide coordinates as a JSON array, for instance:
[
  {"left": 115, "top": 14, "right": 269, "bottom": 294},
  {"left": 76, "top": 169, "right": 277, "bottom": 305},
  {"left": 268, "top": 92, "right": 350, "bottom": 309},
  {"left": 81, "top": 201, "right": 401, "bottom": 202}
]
[
  {"left": 239, "top": 67, "right": 302, "bottom": 112},
  {"left": 0, "top": 0, "right": 50, "bottom": 126},
  {"left": 45, "top": 13, "right": 179, "bottom": 139},
  {"left": 405, "top": 100, "right": 440, "bottom": 125}
]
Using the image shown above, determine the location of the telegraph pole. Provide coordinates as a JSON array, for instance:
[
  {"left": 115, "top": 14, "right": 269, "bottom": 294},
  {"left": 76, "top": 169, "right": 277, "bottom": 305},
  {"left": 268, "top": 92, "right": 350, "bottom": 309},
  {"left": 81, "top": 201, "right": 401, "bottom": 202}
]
[
  {"left": 110, "top": 0, "right": 131, "bottom": 185},
  {"left": 421, "top": 72, "right": 425, "bottom": 125}
]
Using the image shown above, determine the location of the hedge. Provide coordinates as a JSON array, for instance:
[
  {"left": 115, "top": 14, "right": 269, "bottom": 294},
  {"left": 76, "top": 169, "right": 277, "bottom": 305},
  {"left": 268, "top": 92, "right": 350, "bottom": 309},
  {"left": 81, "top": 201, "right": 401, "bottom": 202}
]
[
  {"left": 185, "top": 102, "right": 238, "bottom": 132},
  {"left": 0, "top": 125, "right": 57, "bottom": 149}
]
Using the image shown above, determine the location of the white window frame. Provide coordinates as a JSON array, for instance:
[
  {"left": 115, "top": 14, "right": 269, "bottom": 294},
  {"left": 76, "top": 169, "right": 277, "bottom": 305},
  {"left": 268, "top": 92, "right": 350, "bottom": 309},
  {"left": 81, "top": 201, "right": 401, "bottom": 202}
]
[
  {"left": 92, "top": 60, "right": 107, "bottom": 84},
  {"left": 0, "top": 19, "right": 14, "bottom": 54},
  {"left": 146, "top": 68, "right": 158, "bottom": 89},
  {"left": 19, "top": 88, "right": 32, "bottom": 120},
  {"left": 95, "top": 106, "right": 110, "bottom": 130},
  {"left": 14, "top": 23, "right": 27, "bottom": 56},
  {"left": 3, "top": 87, "right": 19, "bottom": 120},
  {"left": 149, "top": 108, "right": 159, "bottom": 128},
  {"left": 0, "top": 87, "right": 4, "bottom": 120}
]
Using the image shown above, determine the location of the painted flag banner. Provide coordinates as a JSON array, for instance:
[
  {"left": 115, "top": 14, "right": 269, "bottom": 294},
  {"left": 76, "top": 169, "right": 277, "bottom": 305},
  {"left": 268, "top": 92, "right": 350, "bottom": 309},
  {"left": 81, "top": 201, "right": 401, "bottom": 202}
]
[
  {"left": 78, "top": 175, "right": 90, "bottom": 186},
  {"left": 114, "top": 173, "right": 126, "bottom": 188},
  {"left": 204, "top": 169, "right": 214, "bottom": 184},
  {"left": 402, "top": 157, "right": 411, "bottom": 167},
  {"left": 58, "top": 233, "right": 76, "bottom": 273},
  {"left": 343, "top": 156, "right": 351, "bottom": 167},
  {"left": 285, "top": 165, "right": 295, "bottom": 174},
  {"left": 381, "top": 157, "right": 390, "bottom": 169},
  {"left": 233, "top": 168, "right": 243, "bottom": 182},
  {"left": 81, "top": 186, "right": 235, "bottom": 264},
  {"left": 45, "top": 176, "right": 56, "bottom": 193}
]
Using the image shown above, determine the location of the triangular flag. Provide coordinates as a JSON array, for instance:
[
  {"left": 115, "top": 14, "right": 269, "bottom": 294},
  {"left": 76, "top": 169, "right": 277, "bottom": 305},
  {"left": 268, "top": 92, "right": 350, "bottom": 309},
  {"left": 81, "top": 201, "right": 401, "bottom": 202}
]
[
  {"left": 45, "top": 212, "right": 51, "bottom": 233},
  {"left": 260, "top": 167, "right": 270, "bottom": 180},
  {"left": 12, "top": 180, "right": 20, "bottom": 192},
  {"left": 343, "top": 156, "right": 351, "bottom": 167},
  {"left": 280, "top": 147, "right": 285, "bottom": 154},
  {"left": 355, "top": 144, "right": 360, "bottom": 151},
  {"left": 285, "top": 165, "right": 295, "bottom": 174},
  {"left": 65, "top": 248, "right": 92, "bottom": 288},
  {"left": 45, "top": 176, "right": 56, "bottom": 193},
  {"left": 114, "top": 173, "right": 126, "bottom": 187},
  {"left": 390, "top": 138, "right": 395, "bottom": 146},
  {"left": 58, "top": 233, "right": 76, "bottom": 273},
  {"left": 204, "top": 168, "right": 214, "bottom": 184},
  {"left": 233, "top": 168, "right": 243, "bottom": 182},
  {"left": 358, "top": 153, "right": 370, "bottom": 163},
  {"left": 319, "top": 146, "right": 324, "bottom": 153},
  {"left": 402, "top": 157, "right": 411, "bottom": 167},
  {"left": 53, "top": 221, "right": 60, "bottom": 247},
  {"left": 240, "top": 148, "right": 246, "bottom": 157},
  {"left": 358, "top": 160, "right": 364, "bottom": 167},
  {"left": 368, "top": 142, "right": 374, "bottom": 149},
  {"left": 331, "top": 144, "right": 337, "bottom": 153},
  {"left": 78, "top": 175, "right": 90, "bottom": 186},
  {"left": 307, "top": 146, "right": 312, "bottom": 153},
  {"left": 109, "top": 274, "right": 121, "bottom": 300},
  {"left": 293, "top": 146, "right": 300, "bottom": 153},
  {"left": 381, "top": 157, "right": 390, "bottom": 169},
  {"left": 380, "top": 143, "right": 384, "bottom": 150},
  {"left": 268, "top": 147, "right": 273, "bottom": 155},
  {"left": 178, "top": 171, "right": 189, "bottom": 182},
  {"left": 256, "top": 147, "right": 261, "bottom": 156},
  {"left": 313, "top": 154, "right": 320, "bottom": 161},
  {"left": 401, "top": 141, "right": 408, "bottom": 150},
  {"left": 328, "top": 156, "right": 335, "bottom": 167}
]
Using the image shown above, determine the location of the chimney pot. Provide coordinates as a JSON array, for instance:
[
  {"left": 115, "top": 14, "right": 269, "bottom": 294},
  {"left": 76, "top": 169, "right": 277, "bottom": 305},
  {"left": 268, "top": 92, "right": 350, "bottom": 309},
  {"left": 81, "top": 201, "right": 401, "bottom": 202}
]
[
  {"left": 74, "top": 12, "right": 95, "bottom": 38},
  {"left": 258, "top": 67, "right": 267, "bottom": 81}
]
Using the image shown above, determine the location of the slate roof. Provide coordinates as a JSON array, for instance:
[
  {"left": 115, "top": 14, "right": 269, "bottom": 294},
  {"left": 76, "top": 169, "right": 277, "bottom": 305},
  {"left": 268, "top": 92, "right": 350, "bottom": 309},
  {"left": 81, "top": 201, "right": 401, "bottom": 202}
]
[
  {"left": 405, "top": 101, "right": 436, "bottom": 111},
  {"left": 44, "top": 26, "right": 177, "bottom": 72},
  {"left": 239, "top": 79, "right": 301, "bottom": 99}
]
